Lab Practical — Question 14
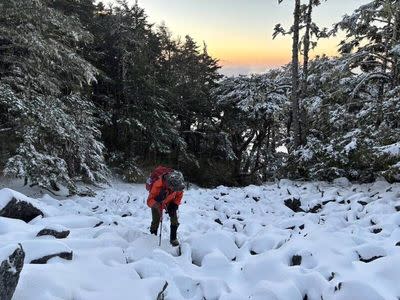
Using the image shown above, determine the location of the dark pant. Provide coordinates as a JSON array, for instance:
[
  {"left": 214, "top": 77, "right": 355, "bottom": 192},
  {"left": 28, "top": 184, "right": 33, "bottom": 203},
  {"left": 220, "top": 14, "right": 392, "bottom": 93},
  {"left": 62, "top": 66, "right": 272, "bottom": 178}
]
[{"left": 150, "top": 204, "right": 179, "bottom": 233}]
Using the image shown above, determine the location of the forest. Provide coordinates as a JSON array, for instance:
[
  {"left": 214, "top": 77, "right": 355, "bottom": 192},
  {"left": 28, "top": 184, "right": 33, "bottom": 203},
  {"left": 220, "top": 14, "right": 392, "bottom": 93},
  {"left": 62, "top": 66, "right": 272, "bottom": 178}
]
[{"left": 0, "top": 0, "right": 399, "bottom": 194}]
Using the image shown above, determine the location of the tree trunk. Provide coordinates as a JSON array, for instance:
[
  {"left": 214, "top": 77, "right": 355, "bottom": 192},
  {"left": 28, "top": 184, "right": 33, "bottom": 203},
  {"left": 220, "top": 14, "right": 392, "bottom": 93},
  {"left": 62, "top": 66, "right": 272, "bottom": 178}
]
[
  {"left": 300, "top": 0, "right": 313, "bottom": 143},
  {"left": 232, "top": 130, "right": 256, "bottom": 184},
  {"left": 392, "top": 3, "right": 400, "bottom": 87},
  {"left": 291, "top": 0, "right": 302, "bottom": 147},
  {"left": 301, "top": 0, "right": 313, "bottom": 98}
]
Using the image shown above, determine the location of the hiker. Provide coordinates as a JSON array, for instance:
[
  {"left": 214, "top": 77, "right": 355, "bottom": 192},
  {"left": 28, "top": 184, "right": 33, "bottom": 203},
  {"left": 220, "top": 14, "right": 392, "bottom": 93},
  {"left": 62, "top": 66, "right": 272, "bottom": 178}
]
[{"left": 146, "top": 168, "right": 185, "bottom": 246}]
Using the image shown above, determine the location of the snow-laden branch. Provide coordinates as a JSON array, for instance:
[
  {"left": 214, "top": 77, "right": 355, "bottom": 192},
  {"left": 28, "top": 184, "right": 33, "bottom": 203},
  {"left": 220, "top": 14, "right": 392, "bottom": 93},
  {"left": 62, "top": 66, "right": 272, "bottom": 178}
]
[
  {"left": 0, "top": 128, "right": 12, "bottom": 133},
  {"left": 350, "top": 72, "right": 390, "bottom": 98}
]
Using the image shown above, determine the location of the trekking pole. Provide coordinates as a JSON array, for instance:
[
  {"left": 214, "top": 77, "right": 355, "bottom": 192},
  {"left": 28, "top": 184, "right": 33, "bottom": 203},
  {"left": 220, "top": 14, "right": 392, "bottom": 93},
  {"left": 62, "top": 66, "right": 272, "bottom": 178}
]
[{"left": 158, "top": 207, "right": 163, "bottom": 247}]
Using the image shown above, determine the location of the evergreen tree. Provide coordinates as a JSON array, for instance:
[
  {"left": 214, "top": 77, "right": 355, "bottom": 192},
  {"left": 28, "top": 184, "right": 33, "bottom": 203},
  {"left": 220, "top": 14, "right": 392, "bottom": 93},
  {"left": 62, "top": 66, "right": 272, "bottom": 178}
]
[
  {"left": 0, "top": 0, "right": 109, "bottom": 193},
  {"left": 333, "top": 0, "right": 400, "bottom": 180},
  {"left": 215, "top": 70, "right": 289, "bottom": 184},
  {"left": 88, "top": 1, "right": 189, "bottom": 180},
  {"left": 1, "top": 0, "right": 398, "bottom": 189},
  {"left": 168, "top": 36, "right": 222, "bottom": 167},
  {"left": 274, "top": 0, "right": 330, "bottom": 177}
]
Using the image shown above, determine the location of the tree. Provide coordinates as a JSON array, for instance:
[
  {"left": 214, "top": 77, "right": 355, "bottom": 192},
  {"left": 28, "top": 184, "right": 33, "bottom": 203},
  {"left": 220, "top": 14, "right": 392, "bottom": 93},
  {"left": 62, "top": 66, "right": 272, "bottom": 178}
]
[
  {"left": 86, "top": 1, "right": 222, "bottom": 182},
  {"left": 274, "top": 0, "right": 328, "bottom": 149},
  {"left": 0, "top": 0, "right": 109, "bottom": 193},
  {"left": 332, "top": 0, "right": 400, "bottom": 181},
  {"left": 215, "top": 70, "right": 289, "bottom": 184},
  {"left": 335, "top": 0, "right": 400, "bottom": 124},
  {"left": 274, "top": 0, "right": 302, "bottom": 148},
  {"left": 167, "top": 36, "right": 222, "bottom": 167}
]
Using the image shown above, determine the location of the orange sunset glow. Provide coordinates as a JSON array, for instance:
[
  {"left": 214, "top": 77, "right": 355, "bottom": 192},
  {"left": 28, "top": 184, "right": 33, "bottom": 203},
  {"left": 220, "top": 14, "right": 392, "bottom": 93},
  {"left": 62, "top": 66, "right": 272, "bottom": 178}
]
[{"left": 107, "top": 0, "right": 370, "bottom": 75}]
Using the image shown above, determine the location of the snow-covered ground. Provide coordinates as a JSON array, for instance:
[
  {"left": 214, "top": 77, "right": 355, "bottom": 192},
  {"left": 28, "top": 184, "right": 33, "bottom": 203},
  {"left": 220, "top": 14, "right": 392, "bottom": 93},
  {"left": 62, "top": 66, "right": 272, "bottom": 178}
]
[{"left": 1, "top": 178, "right": 400, "bottom": 300}]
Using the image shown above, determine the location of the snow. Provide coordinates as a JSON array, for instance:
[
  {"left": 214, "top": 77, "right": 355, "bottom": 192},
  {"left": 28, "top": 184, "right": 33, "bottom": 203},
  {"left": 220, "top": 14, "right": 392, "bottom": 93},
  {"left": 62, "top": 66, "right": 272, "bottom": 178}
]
[
  {"left": 0, "top": 188, "right": 35, "bottom": 210},
  {"left": 20, "top": 240, "right": 72, "bottom": 263},
  {"left": 344, "top": 138, "right": 357, "bottom": 154},
  {"left": 188, "top": 231, "right": 237, "bottom": 265},
  {"left": 308, "top": 96, "right": 323, "bottom": 113},
  {"left": 297, "top": 148, "right": 314, "bottom": 161},
  {"left": 377, "top": 142, "right": 400, "bottom": 156},
  {"left": 0, "top": 244, "right": 21, "bottom": 262},
  {"left": 333, "top": 177, "right": 351, "bottom": 188},
  {"left": 0, "top": 188, "right": 58, "bottom": 216},
  {"left": 0, "top": 180, "right": 399, "bottom": 299},
  {"left": 390, "top": 44, "right": 400, "bottom": 56}
]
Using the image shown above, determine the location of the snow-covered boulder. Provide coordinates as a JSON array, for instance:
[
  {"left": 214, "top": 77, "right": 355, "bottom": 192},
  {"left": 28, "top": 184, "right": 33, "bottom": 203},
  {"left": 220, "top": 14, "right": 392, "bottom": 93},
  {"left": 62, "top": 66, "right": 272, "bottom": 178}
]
[
  {"left": 36, "top": 224, "right": 70, "bottom": 239},
  {"left": 0, "top": 188, "right": 44, "bottom": 222},
  {"left": 187, "top": 231, "right": 238, "bottom": 266},
  {"left": 327, "top": 280, "right": 385, "bottom": 300},
  {"left": 36, "top": 228, "right": 70, "bottom": 239},
  {"left": 249, "top": 234, "right": 280, "bottom": 255},
  {"left": 0, "top": 244, "right": 25, "bottom": 300},
  {"left": 21, "top": 240, "right": 73, "bottom": 264},
  {"left": 354, "top": 244, "right": 386, "bottom": 263},
  {"left": 333, "top": 177, "right": 351, "bottom": 188},
  {"left": 284, "top": 198, "right": 304, "bottom": 213}
]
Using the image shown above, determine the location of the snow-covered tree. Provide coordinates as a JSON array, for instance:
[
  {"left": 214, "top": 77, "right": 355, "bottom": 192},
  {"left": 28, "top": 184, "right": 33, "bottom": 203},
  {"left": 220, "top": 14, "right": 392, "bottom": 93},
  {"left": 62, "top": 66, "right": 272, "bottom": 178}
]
[
  {"left": 274, "top": 0, "right": 329, "bottom": 149},
  {"left": 285, "top": 51, "right": 399, "bottom": 182},
  {"left": 269, "top": 0, "right": 399, "bottom": 182},
  {"left": 0, "top": 0, "right": 109, "bottom": 192},
  {"left": 215, "top": 70, "right": 290, "bottom": 184}
]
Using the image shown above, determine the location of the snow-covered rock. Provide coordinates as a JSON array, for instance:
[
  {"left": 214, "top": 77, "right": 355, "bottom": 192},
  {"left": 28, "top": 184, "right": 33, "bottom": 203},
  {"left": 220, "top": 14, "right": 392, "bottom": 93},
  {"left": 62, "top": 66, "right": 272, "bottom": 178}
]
[
  {"left": 0, "top": 180, "right": 399, "bottom": 299},
  {"left": 327, "top": 281, "right": 386, "bottom": 300},
  {"left": 333, "top": 177, "right": 351, "bottom": 188},
  {"left": 20, "top": 240, "right": 73, "bottom": 264},
  {"left": 36, "top": 224, "right": 70, "bottom": 239},
  {"left": 188, "top": 231, "right": 238, "bottom": 265},
  {"left": 0, "top": 188, "right": 44, "bottom": 222},
  {"left": 0, "top": 244, "right": 25, "bottom": 300}
]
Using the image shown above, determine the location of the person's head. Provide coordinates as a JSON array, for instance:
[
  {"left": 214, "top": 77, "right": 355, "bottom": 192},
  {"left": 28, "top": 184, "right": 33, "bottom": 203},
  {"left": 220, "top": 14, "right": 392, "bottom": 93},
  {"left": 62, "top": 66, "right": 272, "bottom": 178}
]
[{"left": 164, "top": 171, "right": 185, "bottom": 192}]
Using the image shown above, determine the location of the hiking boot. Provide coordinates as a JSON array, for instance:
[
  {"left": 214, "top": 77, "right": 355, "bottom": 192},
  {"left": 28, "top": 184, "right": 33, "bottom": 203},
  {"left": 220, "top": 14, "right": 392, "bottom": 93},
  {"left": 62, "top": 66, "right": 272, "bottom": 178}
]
[
  {"left": 150, "top": 227, "right": 157, "bottom": 236},
  {"left": 170, "top": 239, "right": 180, "bottom": 247},
  {"left": 170, "top": 224, "right": 179, "bottom": 246}
]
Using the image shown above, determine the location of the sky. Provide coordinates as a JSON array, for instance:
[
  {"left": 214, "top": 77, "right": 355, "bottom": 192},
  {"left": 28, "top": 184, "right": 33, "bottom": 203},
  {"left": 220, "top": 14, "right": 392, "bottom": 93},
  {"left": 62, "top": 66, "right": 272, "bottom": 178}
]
[{"left": 107, "top": 0, "right": 370, "bottom": 75}]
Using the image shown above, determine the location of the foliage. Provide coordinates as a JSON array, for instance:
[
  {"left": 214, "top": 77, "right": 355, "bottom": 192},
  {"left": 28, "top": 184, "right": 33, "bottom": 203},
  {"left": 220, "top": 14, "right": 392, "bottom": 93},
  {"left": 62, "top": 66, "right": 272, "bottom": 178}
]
[{"left": 0, "top": 0, "right": 108, "bottom": 193}]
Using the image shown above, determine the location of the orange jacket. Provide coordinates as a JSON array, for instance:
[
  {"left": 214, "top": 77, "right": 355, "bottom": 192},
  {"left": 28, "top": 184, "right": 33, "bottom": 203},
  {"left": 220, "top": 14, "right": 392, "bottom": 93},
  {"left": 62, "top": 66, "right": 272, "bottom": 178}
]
[{"left": 147, "top": 178, "right": 183, "bottom": 208}]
